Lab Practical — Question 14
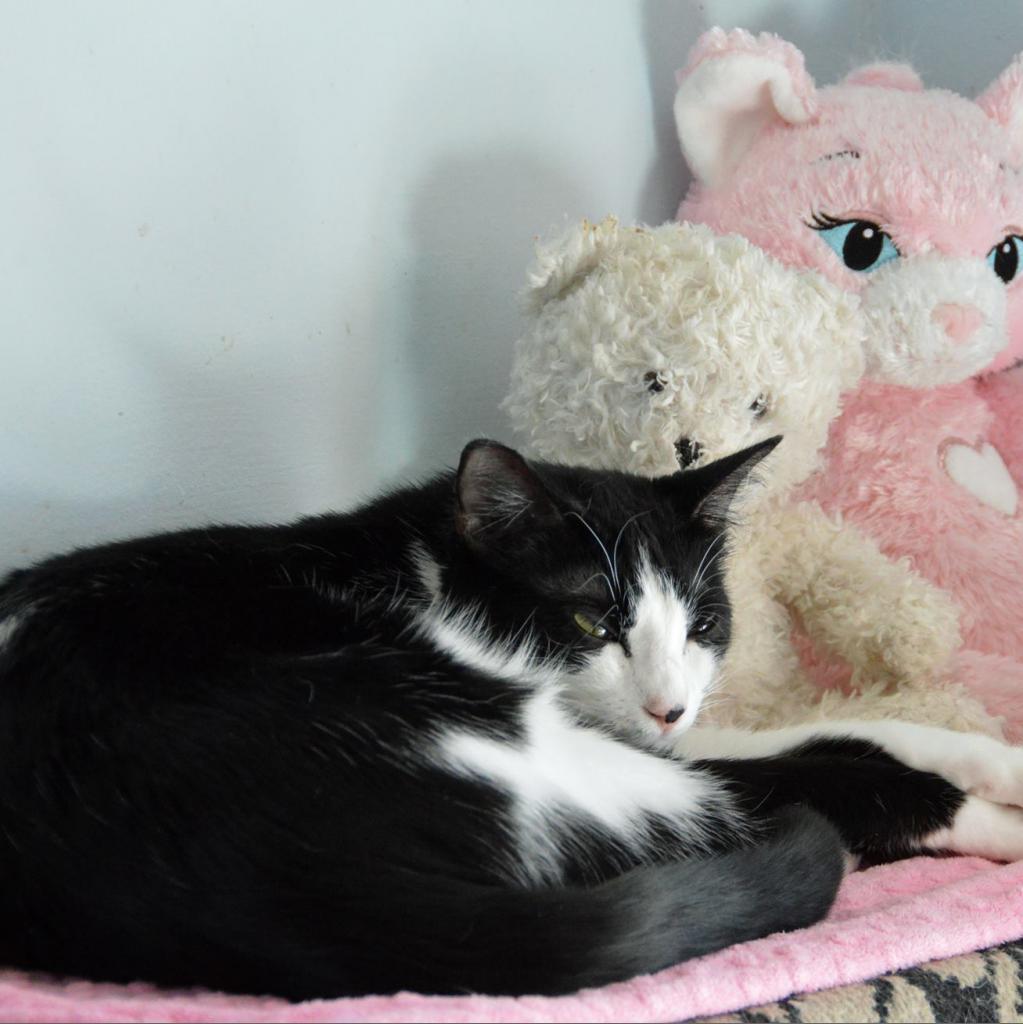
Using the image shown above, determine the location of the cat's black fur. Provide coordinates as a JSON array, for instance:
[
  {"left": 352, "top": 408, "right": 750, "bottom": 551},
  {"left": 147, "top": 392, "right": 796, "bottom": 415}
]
[{"left": 0, "top": 439, "right": 964, "bottom": 999}]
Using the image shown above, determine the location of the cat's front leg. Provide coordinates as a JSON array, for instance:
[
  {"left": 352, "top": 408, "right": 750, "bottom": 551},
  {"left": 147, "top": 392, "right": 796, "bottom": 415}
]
[
  {"left": 674, "top": 719, "right": 1023, "bottom": 808},
  {"left": 696, "top": 740, "right": 1023, "bottom": 863}
]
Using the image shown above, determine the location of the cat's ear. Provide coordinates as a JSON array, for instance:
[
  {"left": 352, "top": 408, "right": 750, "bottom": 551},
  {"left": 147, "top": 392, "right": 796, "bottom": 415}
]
[
  {"left": 662, "top": 436, "right": 781, "bottom": 527},
  {"left": 455, "top": 439, "right": 559, "bottom": 551}
]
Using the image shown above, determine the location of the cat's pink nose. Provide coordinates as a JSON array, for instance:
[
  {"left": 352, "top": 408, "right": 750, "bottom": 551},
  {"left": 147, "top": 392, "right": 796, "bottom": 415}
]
[
  {"left": 644, "top": 700, "right": 686, "bottom": 733},
  {"left": 931, "top": 303, "right": 983, "bottom": 344}
]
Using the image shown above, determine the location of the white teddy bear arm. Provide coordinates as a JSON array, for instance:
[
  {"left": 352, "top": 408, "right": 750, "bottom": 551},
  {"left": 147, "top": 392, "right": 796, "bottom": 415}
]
[{"left": 768, "top": 501, "right": 962, "bottom": 689}]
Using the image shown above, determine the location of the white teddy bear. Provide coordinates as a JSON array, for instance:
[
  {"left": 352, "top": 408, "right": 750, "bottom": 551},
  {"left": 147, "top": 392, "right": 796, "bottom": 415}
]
[{"left": 505, "top": 217, "right": 1002, "bottom": 736}]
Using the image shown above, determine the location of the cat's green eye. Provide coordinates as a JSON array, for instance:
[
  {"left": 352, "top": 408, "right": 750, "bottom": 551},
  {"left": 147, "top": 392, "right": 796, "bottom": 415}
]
[
  {"left": 573, "top": 611, "right": 609, "bottom": 640},
  {"left": 690, "top": 615, "right": 715, "bottom": 637}
]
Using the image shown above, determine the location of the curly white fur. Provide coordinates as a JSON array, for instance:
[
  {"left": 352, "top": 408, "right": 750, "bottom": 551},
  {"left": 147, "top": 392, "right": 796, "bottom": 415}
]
[{"left": 505, "top": 218, "right": 1003, "bottom": 738}]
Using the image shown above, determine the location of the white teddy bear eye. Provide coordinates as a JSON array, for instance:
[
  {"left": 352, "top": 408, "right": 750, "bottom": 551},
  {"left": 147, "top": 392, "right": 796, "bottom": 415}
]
[{"left": 750, "top": 395, "right": 769, "bottom": 418}]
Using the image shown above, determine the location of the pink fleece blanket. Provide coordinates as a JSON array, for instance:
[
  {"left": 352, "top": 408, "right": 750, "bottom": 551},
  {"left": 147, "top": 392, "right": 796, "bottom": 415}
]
[{"left": 2, "top": 855, "right": 1021, "bottom": 1024}]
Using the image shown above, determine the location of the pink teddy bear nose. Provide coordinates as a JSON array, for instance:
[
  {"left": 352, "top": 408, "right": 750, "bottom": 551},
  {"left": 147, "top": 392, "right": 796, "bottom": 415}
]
[{"left": 931, "top": 303, "right": 983, "bottom": 344}]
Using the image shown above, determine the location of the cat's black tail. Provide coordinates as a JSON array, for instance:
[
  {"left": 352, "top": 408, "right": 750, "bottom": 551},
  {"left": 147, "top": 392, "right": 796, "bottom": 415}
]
[{"left": 288, "top": 806, "right": 845, "bottom": 999}]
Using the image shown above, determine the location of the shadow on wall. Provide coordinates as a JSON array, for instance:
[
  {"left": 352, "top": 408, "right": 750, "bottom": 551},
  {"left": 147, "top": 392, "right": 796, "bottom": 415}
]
[
  {"left": 1, "top": 325, "right": 320, "bottom": 571},
  {"left": 637, "top": 0, "right": 704, "bottom": 225},
  {"left": 399, "top": 152, "right": 595, "bottom": 476},
  {"left": 3, "top": 494, "right": 145, "bottom": 570},
  {"left": 867, "top": 0, "right": 1023, "bottom": 93}
]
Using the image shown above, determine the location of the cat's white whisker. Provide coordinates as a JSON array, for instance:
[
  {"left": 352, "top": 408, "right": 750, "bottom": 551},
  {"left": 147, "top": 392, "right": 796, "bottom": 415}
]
[
  {"left": 566, "top": 511, "right": 619, "bottom": 595},
  {"left": 690, "top": 532, "right": 727, "bottom": 598},
  {"left": 579, "top": 571, "right": 616, "bottom": 601},
  {"left": 610, "top": 510, "right": 649, "bottom": 591}
]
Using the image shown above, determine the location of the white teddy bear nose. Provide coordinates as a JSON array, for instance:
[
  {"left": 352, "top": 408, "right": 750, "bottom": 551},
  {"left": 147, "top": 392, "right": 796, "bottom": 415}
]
[{"left": 931, "top": 302, "right": 983, "bottom": 344}]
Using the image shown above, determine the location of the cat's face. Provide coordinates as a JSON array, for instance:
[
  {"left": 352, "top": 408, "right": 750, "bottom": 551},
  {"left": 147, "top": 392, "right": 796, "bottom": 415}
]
[{"left": 447, "top": 439, "right": 777, "bottom": 748}]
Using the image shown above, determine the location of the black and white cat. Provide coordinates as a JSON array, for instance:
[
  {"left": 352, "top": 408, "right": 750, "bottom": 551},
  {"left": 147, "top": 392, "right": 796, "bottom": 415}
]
[{"left": 0, "top": 438, "right": 1021, "bottom": 1000}]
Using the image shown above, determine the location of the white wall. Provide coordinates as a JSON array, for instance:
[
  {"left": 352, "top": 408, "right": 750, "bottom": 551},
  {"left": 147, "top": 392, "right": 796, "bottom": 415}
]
[{"left": 2, "top": 0, "right": 1021, "bottom": 571}]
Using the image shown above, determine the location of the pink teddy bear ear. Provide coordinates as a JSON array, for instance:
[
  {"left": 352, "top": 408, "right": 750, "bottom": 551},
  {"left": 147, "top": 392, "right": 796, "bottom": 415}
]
[
  {"left": 976, "top": 53, "right": 1023, "bottom": 164},
  {"left": 674, "top": 28, "right": 818, "bottom": 188},
  {"left": 842, "top": 63, "right": 924, "bottom": 91}
]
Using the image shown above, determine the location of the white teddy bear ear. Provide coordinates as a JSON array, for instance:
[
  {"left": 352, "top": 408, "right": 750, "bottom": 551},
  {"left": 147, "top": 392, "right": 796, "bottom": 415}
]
[
  {"left": 842, "top": 63, "right": 924, "bottom": 91},
  {"left": 523, "top": 216, "right": 622, "bottom": 313},
  {"left": 976, "top": 53, "right": 1023, "bottom": 165},
  {"left": 674, "top": 28, "right": 818, "bottom": 189}
]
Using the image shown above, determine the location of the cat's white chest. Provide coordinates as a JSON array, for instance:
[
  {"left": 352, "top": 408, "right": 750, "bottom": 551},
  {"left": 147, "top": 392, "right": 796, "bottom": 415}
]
[
  {"left": 438, "top": 691, "right": 702, "bottom": 828},
  {"left": 942, "top": 439, "right": 1019, "bottom": 516},
  {"left": 435, "top": 690, "right": 721, "bottom": 881}
]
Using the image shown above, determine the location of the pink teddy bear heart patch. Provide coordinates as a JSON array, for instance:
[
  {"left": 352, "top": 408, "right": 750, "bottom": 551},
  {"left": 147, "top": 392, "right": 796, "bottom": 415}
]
[{"left": 941, "top": 438, "right": 1019, "bottom": 516}]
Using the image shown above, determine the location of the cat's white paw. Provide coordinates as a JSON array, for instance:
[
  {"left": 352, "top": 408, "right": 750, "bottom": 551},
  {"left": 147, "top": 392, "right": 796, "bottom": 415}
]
[
  {"left": 941, "top": 737, "right": 1023, "bottom": 808},
  {"left": 923, "top": 795, "right": 1023, "bottom": 862},
  {"left": 866, "top": 722, "right": 1023, "bottom": 808}
]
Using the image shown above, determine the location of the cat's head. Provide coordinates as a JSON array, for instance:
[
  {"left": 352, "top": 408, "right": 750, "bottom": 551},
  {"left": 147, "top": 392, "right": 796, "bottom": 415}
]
[{"left": 429, "top": 437, "right": 777, "bottom": 748}]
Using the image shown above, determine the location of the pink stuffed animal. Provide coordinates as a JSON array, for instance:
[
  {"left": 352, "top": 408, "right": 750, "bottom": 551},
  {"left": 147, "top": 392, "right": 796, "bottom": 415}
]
[{"left": 674, "top": 29, "right": 1023, "bottom": 737}]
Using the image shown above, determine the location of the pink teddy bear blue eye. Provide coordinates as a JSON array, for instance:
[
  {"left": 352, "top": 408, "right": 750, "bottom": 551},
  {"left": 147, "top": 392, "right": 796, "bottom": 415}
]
[
  {"left": 808, "top": 214, "right": 900, "bottom": 273},
  {"left": 987, "top": 235, "right": 1022, "bottom": 283}
]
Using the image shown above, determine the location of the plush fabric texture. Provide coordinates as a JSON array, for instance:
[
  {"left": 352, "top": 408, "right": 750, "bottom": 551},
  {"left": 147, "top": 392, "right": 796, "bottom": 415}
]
[
  {"left": 676, "top": 28, "right": 1023, "bottom": 738},
  {"left": 505, "top": 217, "right": 997, "bottom": 735},
  {"left": 797, "top": 379, "right": 1023, "bottom": 739},
  {"left": 979, "top": 363, "right": 1023, "bottom": 476},
  {"left": 1, "top": 856, "right": 1022, "bottom": 1023}
]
